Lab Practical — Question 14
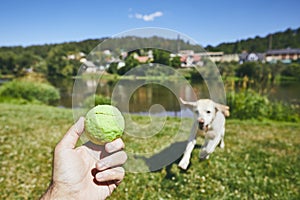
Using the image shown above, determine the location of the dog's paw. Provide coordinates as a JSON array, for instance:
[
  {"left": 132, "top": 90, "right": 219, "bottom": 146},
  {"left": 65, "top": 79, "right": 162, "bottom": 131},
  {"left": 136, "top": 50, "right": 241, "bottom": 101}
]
[
  {"left": 219, "top": 140, "right": 225, "bottom": 149},
  {"left": 178, "top": 160, "right": 189, "bottom": 170},
  {"left": 199, "top": 150, "right": 210, "bottom": 160}
]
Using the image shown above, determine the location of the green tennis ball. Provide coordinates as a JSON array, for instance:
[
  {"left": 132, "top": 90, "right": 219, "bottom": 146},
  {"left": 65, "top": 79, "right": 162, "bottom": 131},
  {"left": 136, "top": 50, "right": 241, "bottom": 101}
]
[{"left": 85, "top": 105, "right": 125, "bottom": 145}]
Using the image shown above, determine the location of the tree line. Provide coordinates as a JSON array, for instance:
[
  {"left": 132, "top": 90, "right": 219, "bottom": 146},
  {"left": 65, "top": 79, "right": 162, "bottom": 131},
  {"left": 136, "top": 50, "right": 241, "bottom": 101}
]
[{"left": 206, "top": 27, "right": 300, "bottom": 53}]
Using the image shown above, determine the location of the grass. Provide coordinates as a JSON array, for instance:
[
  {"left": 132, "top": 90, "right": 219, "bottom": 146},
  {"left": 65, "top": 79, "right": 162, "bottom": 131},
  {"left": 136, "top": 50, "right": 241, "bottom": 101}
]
[{"left": 0, "top": 103, "right": 299, "bottom": 199}]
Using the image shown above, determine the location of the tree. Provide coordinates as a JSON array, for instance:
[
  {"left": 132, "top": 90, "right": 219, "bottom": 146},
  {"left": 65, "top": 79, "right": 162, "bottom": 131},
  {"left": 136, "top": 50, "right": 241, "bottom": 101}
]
[
  {"left": 107, "top": 62, "right": 118, "bottom": 74},
  {"left": 46, "top": 46, "right": 80, "bottom": 77},
  {"left": 153, "top": 49, "right": 170, "bottom": 66},
  {"left": 117, "top": 54, "right": 140, "bottom": 75},
  {"left": 236, "top": 62, "right": 259, "bottom": 79},
  {"left": 218, "top": 62, "right": 237, "bottom": 77},
  {"left": 0, "top": 51, "right": 17, "bottom": 75},
  {"left": 170, "top": 56, "right": 181, "bottom": 68}
]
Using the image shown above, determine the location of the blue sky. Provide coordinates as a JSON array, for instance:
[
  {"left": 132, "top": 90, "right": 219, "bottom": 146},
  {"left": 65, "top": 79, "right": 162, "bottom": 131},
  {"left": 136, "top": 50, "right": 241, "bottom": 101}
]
[{"left": 0, "top": 0, "right": 299, "bottom": 47}]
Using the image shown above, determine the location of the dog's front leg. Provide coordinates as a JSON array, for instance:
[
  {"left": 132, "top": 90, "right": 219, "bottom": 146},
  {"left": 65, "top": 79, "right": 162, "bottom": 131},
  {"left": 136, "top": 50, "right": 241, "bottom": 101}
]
[
  {"left": 178, "top": 122, "right": 197, "bottom": 170},
  {"left": 219, "top": 127, "right": 225, "bottom": 149},
  {"left": 178, "top": 138, "right": 196, "bottom": 170},
  {"left": 219, "top": 138, "right": 225, "bottom": 149}
]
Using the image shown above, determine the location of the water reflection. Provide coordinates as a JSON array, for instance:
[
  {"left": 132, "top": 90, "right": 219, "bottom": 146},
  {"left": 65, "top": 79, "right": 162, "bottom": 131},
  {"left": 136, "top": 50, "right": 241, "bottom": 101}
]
[{"left": 49, "top": 77, "right": 300, "bottom": 115}]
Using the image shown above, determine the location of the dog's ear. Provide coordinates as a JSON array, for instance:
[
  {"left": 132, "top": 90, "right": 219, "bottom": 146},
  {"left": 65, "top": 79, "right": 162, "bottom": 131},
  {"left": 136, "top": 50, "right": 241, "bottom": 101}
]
[
  {"left": 214, "top": 102, "right": 230, "bottom": 117},
  {"left": 179, "top": 97, "right": 197, "bottom": 109}
]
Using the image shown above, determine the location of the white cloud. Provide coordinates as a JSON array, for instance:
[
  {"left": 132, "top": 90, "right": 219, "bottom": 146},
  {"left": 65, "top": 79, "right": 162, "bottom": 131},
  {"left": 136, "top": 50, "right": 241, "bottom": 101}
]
[{"left": 133, "top": 11, "right": 163, "bottom": 21}]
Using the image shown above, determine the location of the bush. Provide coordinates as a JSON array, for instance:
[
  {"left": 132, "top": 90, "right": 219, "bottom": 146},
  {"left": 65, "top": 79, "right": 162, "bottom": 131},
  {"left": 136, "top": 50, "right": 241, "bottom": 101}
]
[
  {"left": 281, "top": 63, "right": 300, "bottom": 80},
  {"left": 227, "top": 90, "right": 299, "bottom": 122},
  {"left": 83, "top": 94, "right": 112, "bottom": 109},
  {"left": 227, "top": 90, "right": 269, "bottom": 120},
  {"left": 0, "top": 80, "right": 60, "bottom": 105},
  {"left": 107, "top": 62, "right": 118, "bottom": 74},
  {"left": 269, "top": 101, "right": 299, "bottom": 122}
]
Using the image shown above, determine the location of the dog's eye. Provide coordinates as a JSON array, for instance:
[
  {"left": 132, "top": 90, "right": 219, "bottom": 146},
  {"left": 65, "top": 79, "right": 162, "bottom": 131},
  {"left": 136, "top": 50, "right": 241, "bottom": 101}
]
[
  {"left": 194, "top": 110, "right": 199, "bottom": 114},
  {"left": 206, "top": 110, "right": 211, "bottom": 114}
]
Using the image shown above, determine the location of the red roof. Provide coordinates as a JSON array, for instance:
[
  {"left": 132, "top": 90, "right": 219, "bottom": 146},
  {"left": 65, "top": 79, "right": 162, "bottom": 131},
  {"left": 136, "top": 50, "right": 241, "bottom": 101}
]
[
  {"left": 180, "top": 55, "right": 187, "bottom": 62},
  {"left": 136, "top": 56, "right": 149, "bottom": 63},
  {"left": 193, "top": 55, "right": 201, "bottom": 62}
]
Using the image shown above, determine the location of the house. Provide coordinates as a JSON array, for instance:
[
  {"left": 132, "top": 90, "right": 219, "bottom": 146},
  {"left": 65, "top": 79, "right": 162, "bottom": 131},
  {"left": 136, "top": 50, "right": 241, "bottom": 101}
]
[
  {"left": 131, "top": 51, "right": 152, "bottom": 63},
  {"left": 221, "top": 54, "right": 239, "bottom": 62},
  {"left": 206, "top": 51, "right": 224, "bottom": 63},
  {"left": 180, "top": 53, "right": 202, "bottom": 67},
  {"left": 67, "top": 52, "right": 86, "bottom": 60},
  {"left": 239, "top": 52, "right": 265, "bottom": 63},
  {"left": 204, "top": 52, "right": 239, "bottom": 63},
  {"left": 179, "top": 50, "right": 194, "bottom": 55},
  {"left": 135, "top": 55, "right": 150, "bottom": 63},
  {"left": 82, "top": 60, "right": 97, "bottom": 73},
  {"left": 266, "top": 48, "right": 300, "bottom": 63}
]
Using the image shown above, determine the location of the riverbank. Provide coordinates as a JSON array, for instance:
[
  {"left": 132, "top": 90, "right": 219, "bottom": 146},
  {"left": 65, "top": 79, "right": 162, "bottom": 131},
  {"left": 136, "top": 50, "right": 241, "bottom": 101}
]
[{"left": 0, "top": 103, "right": 299, "bottom": 199}]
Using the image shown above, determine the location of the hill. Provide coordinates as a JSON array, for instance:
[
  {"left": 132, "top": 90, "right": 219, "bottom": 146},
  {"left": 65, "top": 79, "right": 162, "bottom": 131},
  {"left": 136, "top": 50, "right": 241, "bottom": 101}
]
[
  {"left": 206, "top": 27, "right": 300, "bottom": 53},
  {"left": 1, "top": 27, "right": 300, "bottom": 78}
]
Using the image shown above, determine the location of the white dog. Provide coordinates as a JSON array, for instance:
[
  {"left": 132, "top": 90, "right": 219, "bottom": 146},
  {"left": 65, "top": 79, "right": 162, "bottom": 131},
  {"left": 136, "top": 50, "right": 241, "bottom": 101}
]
[{"left": 178, "top": 98, "right": 230, "bottom": 170}]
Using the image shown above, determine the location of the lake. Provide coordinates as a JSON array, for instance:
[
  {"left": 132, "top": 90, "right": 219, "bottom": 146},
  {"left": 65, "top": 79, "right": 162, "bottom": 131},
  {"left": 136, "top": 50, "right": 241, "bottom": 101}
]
[{"left": 49, "top": 77, "right": 300, "bottom": 116}]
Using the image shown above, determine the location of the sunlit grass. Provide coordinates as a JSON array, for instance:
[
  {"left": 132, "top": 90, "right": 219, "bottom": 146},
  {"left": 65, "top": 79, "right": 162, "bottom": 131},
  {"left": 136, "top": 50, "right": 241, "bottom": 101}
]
[{"left": 0, "top": 103, "right": 299, "bottom": 199}]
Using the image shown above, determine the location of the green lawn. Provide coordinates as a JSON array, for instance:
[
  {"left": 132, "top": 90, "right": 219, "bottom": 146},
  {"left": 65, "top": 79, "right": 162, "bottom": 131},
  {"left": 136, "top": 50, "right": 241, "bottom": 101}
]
[{"left": 0, "top": 103, "right": 299, "bottom": 199}]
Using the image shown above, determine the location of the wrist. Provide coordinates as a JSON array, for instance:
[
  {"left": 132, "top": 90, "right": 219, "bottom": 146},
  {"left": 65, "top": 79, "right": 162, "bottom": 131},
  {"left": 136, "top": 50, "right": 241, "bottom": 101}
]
[{"left": 40, "top": 182, "right": 69, "bottom": 200}]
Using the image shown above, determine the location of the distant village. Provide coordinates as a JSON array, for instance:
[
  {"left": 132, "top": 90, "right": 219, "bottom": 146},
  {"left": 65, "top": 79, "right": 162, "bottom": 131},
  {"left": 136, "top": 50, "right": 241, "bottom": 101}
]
[{"left": 68, "top": 47, "right": 300, "bottom": 73}]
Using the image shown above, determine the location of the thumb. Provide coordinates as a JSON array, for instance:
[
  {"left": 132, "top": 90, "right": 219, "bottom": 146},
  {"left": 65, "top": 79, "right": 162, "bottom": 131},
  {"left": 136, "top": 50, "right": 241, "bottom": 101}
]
[{"left": 57, "top": 117, "right": 85, "bottom": 149}]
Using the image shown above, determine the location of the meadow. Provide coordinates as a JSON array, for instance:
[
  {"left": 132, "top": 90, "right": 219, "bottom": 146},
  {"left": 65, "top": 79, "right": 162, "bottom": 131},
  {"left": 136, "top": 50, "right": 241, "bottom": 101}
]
[{"left": 0, "top": 103, "right": 299, "bottom": 199}]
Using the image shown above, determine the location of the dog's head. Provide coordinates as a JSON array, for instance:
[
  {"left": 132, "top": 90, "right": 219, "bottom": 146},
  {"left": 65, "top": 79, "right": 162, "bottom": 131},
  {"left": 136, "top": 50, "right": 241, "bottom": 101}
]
[{"left": 180, "top": 98, "right": 230, "bottom": 131}]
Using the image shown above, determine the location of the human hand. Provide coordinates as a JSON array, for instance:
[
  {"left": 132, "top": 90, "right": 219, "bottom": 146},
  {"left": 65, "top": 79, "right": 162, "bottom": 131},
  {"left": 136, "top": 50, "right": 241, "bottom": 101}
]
[{"left": 41, "top": 117, "right": 127, "bottom": 200}]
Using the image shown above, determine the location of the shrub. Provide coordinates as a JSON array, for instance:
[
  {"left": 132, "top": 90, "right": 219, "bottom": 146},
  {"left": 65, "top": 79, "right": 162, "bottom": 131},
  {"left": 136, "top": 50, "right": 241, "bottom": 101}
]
[
  {"left": 83, "top": 94, "right": 112, "bottom": 109},
  {"left": 107, "top": 62, "right": 118, "bottom": 74},
  {"left": 269, "top": 101, "right": 299, "bottom": 122},
  {"left": 0, "top": 80, "right": 60, "bottom": 105},
  {"left": 227, "top": 90, "right": 269, "bottom": 120},
  {"left": 281, "top": 63, "right": 300, "bottom": 80},
  {"left": 227, "top": 90, "right": 299, "bottom": 122}
]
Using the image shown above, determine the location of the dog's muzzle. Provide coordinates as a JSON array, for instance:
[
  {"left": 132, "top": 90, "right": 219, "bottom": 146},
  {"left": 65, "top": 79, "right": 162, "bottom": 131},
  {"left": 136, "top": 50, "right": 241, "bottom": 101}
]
[{"left": 198, "top": 119, "right": 207, "bottom": 130}]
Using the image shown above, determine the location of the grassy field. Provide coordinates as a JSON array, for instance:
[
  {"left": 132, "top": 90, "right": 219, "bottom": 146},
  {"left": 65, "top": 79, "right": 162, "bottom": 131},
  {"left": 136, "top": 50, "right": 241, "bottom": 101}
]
[{"left": 0, "top": 103, "right": 299, "bottom": 199}]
